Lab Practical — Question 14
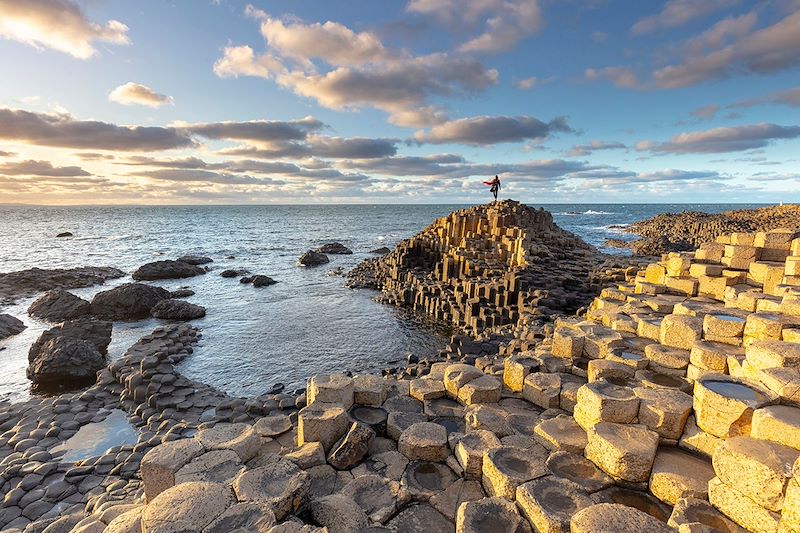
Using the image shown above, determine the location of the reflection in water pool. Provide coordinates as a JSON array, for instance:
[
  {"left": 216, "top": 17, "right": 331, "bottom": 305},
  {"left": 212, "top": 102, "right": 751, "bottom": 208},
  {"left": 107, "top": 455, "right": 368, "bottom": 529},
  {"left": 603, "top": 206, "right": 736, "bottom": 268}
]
[{"left": 51, "top": 409, "right": 138, "bottom": 462}]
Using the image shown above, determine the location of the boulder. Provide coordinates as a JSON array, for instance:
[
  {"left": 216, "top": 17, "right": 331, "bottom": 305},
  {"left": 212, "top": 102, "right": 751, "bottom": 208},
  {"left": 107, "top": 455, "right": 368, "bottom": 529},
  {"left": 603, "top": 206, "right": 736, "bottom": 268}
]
[
  {"left": 90, "top": 283, "right": 171, "bottom": 320},
  {"left": 584, "top": 423, "right": 659, "bottom": 483},
  {"left": 370, "top": 247, "right": 391, "bottom": 255},
  {"left": 29, "top": 317, "right": 112, "bottom": 359},
  {"left": 170, "top": 288, "right": 195, "bottom": 298},
  {"left": 26, "top": 336, "right": 105, "bottom": 387},
  {"left": 241, "top": 275, "right": 277, "bottom": 287},
  {"left": 316, "top": 243, "right": 353, "bottom": 255},
  {"left": 27, "top": 289, "right": 91, "bottom": 321},
  {"left": 221, "top": 269, "right": 247, "bottom": 278},
  {"left": 298, "top": 250, "right": 330, "bottom": 267},
  {"left": 176, "top": 255, "right": 213, "bottom": 265},
  {"left": 0, "top": 313, "right": 25, "bottom": 340},
  {"left": 151, "top": 299, "right": 206, "bottom": 320},
  {"left": 56, "top": 231, "right": 73, "bottom": 238},
  {"left": 132, "top": 260, "right": 205, "bottom": 280},
  {"left": 327, "top": 422, "right": 375, "bottom": 470}
]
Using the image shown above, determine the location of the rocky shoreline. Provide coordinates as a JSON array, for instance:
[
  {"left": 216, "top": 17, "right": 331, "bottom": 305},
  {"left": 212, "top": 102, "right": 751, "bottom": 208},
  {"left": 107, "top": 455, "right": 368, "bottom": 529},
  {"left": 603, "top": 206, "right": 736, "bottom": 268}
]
[
  {"left": 608, "top": 204, "right": 800, "bottom": 257},
  {"left": 1, "top": 202, "right": 800, "bottom": 532}
]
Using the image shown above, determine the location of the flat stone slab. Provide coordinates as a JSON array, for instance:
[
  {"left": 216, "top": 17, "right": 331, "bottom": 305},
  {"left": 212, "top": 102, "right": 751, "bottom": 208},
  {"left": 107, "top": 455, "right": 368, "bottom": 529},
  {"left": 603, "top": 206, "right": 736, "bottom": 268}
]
[
  {"left": 693, "top": 374, "right": 776, "bottom": 438},
  {"left": 203, "top": 502, "right": 277, "bottom": 533},
  {"left": 386, "top": 503, "right": 453, "bottom": 533},
  {"left": 667, "top": 497, "right": 747, "bottom": 533},
  {"left": 308, "top": 493, "right": 369, "bottom": 533},
  {"left": 570, "top": 503, "right": 673, "bottom": 533},
  {"left": 340, "top": 474, "right": 406, "bottom": 524},
  {"left": 398, "top": 422, "right": 449, "bottom": 462},
  {"left": 455, "top": 430, "right": 501, "bottom": 479},
  {"left": 516, "top": 476, "right": 593, "bottom": 533},
  {"left": 196, "top": 423, "right": 260, "bottom": 462},
  {"left": 410, "top": 379, "right": 446, "bottom": 401},
  {"left": 534, "top": 414, "right": 587, "bottom": 454},
  {"left": 141, "top": 438, "right": 205, "bottom": 501},
  {"left": 254, "top": 415, "right": 293, "bottom": 437},
  {"left": 751, "top": 404, "right": 800, "bottom": 450},
  {"left": 401, "top": 461, "right": 458, "bottom": 500},
  {"left": 174, "top": 449, "right": 244, "bottom": 485},
  {"left": 233, "top": 459, "right": 310, "bottom": 520},
  {"left": 142, "top": 481, "right": 235, "bottom": 533},
  {"left": 649, "top": 447, "right": 714, "bottom": 505},
  {"left": 455, "top": 496, "right": 523, "bottom": 533},
  {"left": 307, "top": 374, "right": 354, "bottom": 409},
  {"left": 585, "top": 423, "right": 659, "bottom": 483},
  {"left": 545, "top": 451, "right": 613, "bottom": 493},
  {"left": 482, "top": 445, "right": 548, "bottom": 500}
]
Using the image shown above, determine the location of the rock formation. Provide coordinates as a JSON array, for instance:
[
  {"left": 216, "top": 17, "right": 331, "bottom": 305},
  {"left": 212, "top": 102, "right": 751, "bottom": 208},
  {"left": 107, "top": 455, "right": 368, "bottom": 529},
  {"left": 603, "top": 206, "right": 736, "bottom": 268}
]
[
  {"left": 176, "top": 255, "right": 213, "bottom": 265},
  {"left": 132, "top": 260, "right": 206, "bottom": 281},
  {"left": 299, "top": 250, "right": 330, "bottom": 266},
  {"left": 90, "top": 283, "right": 171, "bottom": 320},
  {"left": 621, "top": 204, "right": 800, "bottom": 256},
  {"left": 150, "top": 299, "right": 207, "bottom": 320},
  {"left": 317, "top": 242, "right": 353, "bottom": 255},
  {"left": 0, "top": 314, "right": 25, "bottom": 340},
  {"left": 27, "top": 289, "right": 91, "bottom": 322},
  {"left": 0, "top": 266, "right": 124, "bottom": 305},
  {"left": 348, "top": 200, "right": 639, "bottom": 334}
]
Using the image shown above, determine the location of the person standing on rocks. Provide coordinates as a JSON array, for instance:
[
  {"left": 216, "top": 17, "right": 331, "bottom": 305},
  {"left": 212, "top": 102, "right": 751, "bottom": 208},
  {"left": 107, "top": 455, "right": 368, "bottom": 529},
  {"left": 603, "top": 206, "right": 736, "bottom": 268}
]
[{"left": 484, "top": 175, "right": 501, "bottom": 201}]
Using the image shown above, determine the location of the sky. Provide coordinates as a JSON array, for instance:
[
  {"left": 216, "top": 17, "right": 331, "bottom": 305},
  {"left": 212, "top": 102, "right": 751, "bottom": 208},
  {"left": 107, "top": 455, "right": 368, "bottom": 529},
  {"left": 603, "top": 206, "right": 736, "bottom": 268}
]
[{"left": 0, "top": 0, "right": 799, "bottom": 205}]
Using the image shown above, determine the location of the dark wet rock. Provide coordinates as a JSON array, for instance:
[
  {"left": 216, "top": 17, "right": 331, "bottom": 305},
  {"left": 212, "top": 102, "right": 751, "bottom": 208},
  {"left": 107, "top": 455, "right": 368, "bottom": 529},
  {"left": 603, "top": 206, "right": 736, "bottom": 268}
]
[
  {"left": 27, "top": 289, "right": 91, "bottom": 321},
  {"left": 603, "top": 239, "right": 631, "bottom": 250},
  {"left": 27, "top": 336, "right": 105, "bottom": 387},
  {"left": 171, "top": 289, "right": 195, "bottom": 298},
  {"left": 221, "top": 269, "right": 248, "bottom": 278},
  {"left": 151, "top": 299, "right": 206, "bottom": 320},
  {"left": 328, "top": 423, "right": 375, "bottom": 470},
  {"left": 132, "top": 260, "right": 205, "bottom": 281},
  {"left": 316, "top": 243, "right": 353, "bottom": 255},
  {"left": 29, "top": 317, "right": 112, "bottom": 359},
  {"left": 177, "top": 255, "right": 213, "bottom": 265},
  {"left": 240, "top": 275, "right": 277, "bottom": 287},
  {"left": 0, "top": 313, "right": 26, "bottom": 340},
  {"left": 370, "top": 247, "right": 391, "bottom": 255},
  {"left": 90, "top": 283, "right": 171, "bottom": 320},
  {"left": 56, "top": 231, "right": 73, "bottom": 237},
  {"left": 0, "top": 266, "right": 124, "bottom": 304},
  {"left": 298, "top": 251, "right": 330, "bottom": 267}
]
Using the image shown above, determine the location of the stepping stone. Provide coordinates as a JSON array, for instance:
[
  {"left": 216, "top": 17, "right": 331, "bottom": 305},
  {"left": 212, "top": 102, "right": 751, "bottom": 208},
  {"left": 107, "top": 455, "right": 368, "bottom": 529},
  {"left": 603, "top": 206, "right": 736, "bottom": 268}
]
[
  {"left": 142, "top": 481, "right": 235, "bottom": 533},
  {"left": 355, "top": 450, "right": 408, "bottom": 481},
  {"left": 430, "top": 479, "right": 486, "bottom": 522},
  {"left": 693, "top": 375, "right": 776, "bottom": 438},
  {"left": 570, "top": 503, "right": 673, "bottom": 533},
  {"left": 196, "top": 423, "right": 260, "bottom": 462},
  {"left": 386, "top": 411, "right": 428, "bottom": 440},
  {"left": 648, "top": 447, "right": 714, "bottom": 505},
  {"left": 667, "top": 497, "right": 747, "bottom": 533},
  {"left": 307, "top": 374, "right": 354, "bottom": 409},
  {"left": 410, "top": 379, "right": 446, "bottom": 401},
  {"left": 254, "top": 415, "right": 292, "bottom": 437},
  {"left": 203, "top": 502, "right": 276, "bottom": 533},
  {"left": 233, "top": 459, "right": 310, "bottom": 520},
  {"left": 533, "top": 414, "right": 587, "bottom": 454},
  {"left": 516, "top": 476, "right": 593, "bottom": 533},
  {"left": 660, "top": 315, "right": 703, "bottom": 350},
  {"left": 285, "top": 442, "right": 326, "bottom": 469},
  {"left": 584, "top": 423, "right": 659, "bottom": 483},
  {"left": 523, "top": 373, "right": 561, "bottom": 409},
  {"left": 454, "top": 430, "right": 501, "bottom": 479},
  {"left": 752, "top": 404, "right": 800, "bottom": 450},
  {"left": 382, "top": 395, "right": 423, "bottom": 413},
  {"left": 634, "top": 386, "right": 693, "bottom": 440},
  {"left": 308, "top": 494, "right": 368, "bottom": 533},
  {"left": 401, "top": 461, "right": 458, "bottom": 500},
  {"left": 386, "top": 503, "right": 452, "bottom": 533},
  {"left": 174, "top": 449, "right": 244, "bottom": 485},
  {"left": 503, "top": 354, "right": 540, "bottom": 392},
  {"left": 349, "top": 406, "right": 388, "bottom": 436},
  {"left": 645, "top": 344, "right": 691, "bottom": 370},
  {"left": 340, "top": 474, "right": 406, "bottom": 524},
  {"left": 465, "top": 404, "right": 513, "bottom": 437},
  {"left": 140, "top": 438, "right": 204, "bottom": 501},
  {"left": 712, "top": 435, "right": 799, "bottom": 512},
  {"left": 482, "top": 445, "right": 548, "bottom": 500},
  {"left": 746, "top": 340, "right": 800, "bottom": 370},
  {"left": 297, "top": 404, "right": 349, "bottom": 452},
  {"left": 690, "top": 340, "right": 740, "bottom": 372},
  {"left": 545, "top": 451, "right": 613, "bottom": 493},
  {"left": 398, "top": 422, "right": 449, "bottom": 462},
  {"left": 678, "top": 415, "right": 722, "bottom": 458},
  {"left": 444, "top": 364, "right": 484, "bottom": 397},
  {"left": 573, "top": 380, "right": 639, "bottom": 431},
  {"left": 552, "top": 328, "right": 584, "bottom": 358},
  {"left": 634, "top": 369, "right": 692, "bottom": 394},
  {"left": 708, "top": 477, "right": 781, "bottom": 533},
  {"left": 424, "top": 397, "right": 464, "bottom": 418},
  {"left": 455, "top": 497, "right": 523, "bottom": 533},
  {"left": 353, "top": 374, "right": 386, "bottom": 406},
  {"left": 457, "top": 375, "right": 501, "bottom": 405},
  {"left": 587, "top": 360, "right": 634, "bottom": 383}
]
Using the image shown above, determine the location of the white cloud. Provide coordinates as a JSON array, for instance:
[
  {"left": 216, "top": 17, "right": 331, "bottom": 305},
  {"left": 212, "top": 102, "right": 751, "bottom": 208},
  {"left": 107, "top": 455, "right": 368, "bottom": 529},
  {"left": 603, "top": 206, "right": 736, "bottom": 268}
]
[
  {"left": 414, "top": 115, "right": 573, "bottom": 146},
  {"left": 109, "top": 83, "right": 174, "bottom": 108},
  {"left": 213, "top": 45, "right": 284, "bottom": 79},
  {"left": 631, "top": 0, "right": 740, "bottom": 35},
  {"left": 584, "top": 67, "right": 639, "bottom": 88},
  {"left": 0, "top": 0, "right": 129, "bottom": 59},
  {"left": 638, "top": 123, "right": 800, "bottom": 153}
]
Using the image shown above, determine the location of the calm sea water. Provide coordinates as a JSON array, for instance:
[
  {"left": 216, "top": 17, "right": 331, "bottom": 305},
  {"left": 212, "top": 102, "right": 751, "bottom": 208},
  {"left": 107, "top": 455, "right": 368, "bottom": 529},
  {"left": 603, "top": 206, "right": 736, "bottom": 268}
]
[{"left": 0, "top": 203, "right": 768, "bottom": 402}]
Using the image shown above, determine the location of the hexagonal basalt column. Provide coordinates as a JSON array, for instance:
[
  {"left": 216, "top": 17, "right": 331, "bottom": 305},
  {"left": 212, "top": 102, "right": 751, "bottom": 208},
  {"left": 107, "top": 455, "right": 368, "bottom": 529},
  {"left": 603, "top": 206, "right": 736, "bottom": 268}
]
[
  {"left": 297, "top": 403, "right": 350, "bottom": 452},
  {"left": 398, "top": 422, "right": 449, "bottom": 462},
  {"left": 584, "top": 423, "right": 659, "bottom": 483},
  {"left": 233, "top": 459, "right": 310, "bottom": 520},
  {"left": 693, "top": 374, "right": 776, "bottom": 438},
  {"left": 516, "top": 476, "right": 593, "bottom": 533},
  {"left": 455, "top": 430, "right": 502, "bottom": 479},
  {"left": 503, "top": 354, "right": 540, "bottom": 392},
  {"left": 443, "top": 364, "right": 483, "bottom": 398},
  {"left": 482, "top": 445, "right": 548, "bottom": 500},
  {"left": 307, "top": 374, "right": 354, "bottom": 409},
  {"left": 573, "top": 380, "right": 640, "bottom": 431}
]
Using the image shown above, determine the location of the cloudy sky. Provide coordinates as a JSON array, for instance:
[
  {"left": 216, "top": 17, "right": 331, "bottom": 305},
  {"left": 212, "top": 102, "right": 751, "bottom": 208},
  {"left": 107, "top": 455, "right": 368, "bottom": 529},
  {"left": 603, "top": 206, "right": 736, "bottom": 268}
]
[{"left": 0, "top": 0, "right": 799, "bottom": 204}]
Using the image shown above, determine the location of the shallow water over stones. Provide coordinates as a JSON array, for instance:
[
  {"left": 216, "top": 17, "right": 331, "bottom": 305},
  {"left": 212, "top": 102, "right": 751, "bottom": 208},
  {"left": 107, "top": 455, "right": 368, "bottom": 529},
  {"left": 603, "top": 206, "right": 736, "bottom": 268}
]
[
  {"left": 702, "top": 379, "right": 764, "bottom": 402},
  {"left": 51, "top": 409, "right": 138, "bottom": 462}
]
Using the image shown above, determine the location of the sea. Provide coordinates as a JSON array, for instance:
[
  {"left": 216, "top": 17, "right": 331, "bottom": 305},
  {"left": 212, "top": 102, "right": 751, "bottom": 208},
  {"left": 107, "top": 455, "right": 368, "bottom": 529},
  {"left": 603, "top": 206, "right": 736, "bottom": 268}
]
[{"left": 0, "top": 203, "right": 769, "bottom": 403}]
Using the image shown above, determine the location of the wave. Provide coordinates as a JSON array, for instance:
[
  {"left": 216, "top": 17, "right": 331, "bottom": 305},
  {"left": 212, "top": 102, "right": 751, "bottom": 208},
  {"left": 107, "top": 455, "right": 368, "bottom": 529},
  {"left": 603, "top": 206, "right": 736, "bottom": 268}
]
[{"left": 556, "top": 210, "right": 617, "bottom": 216}]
